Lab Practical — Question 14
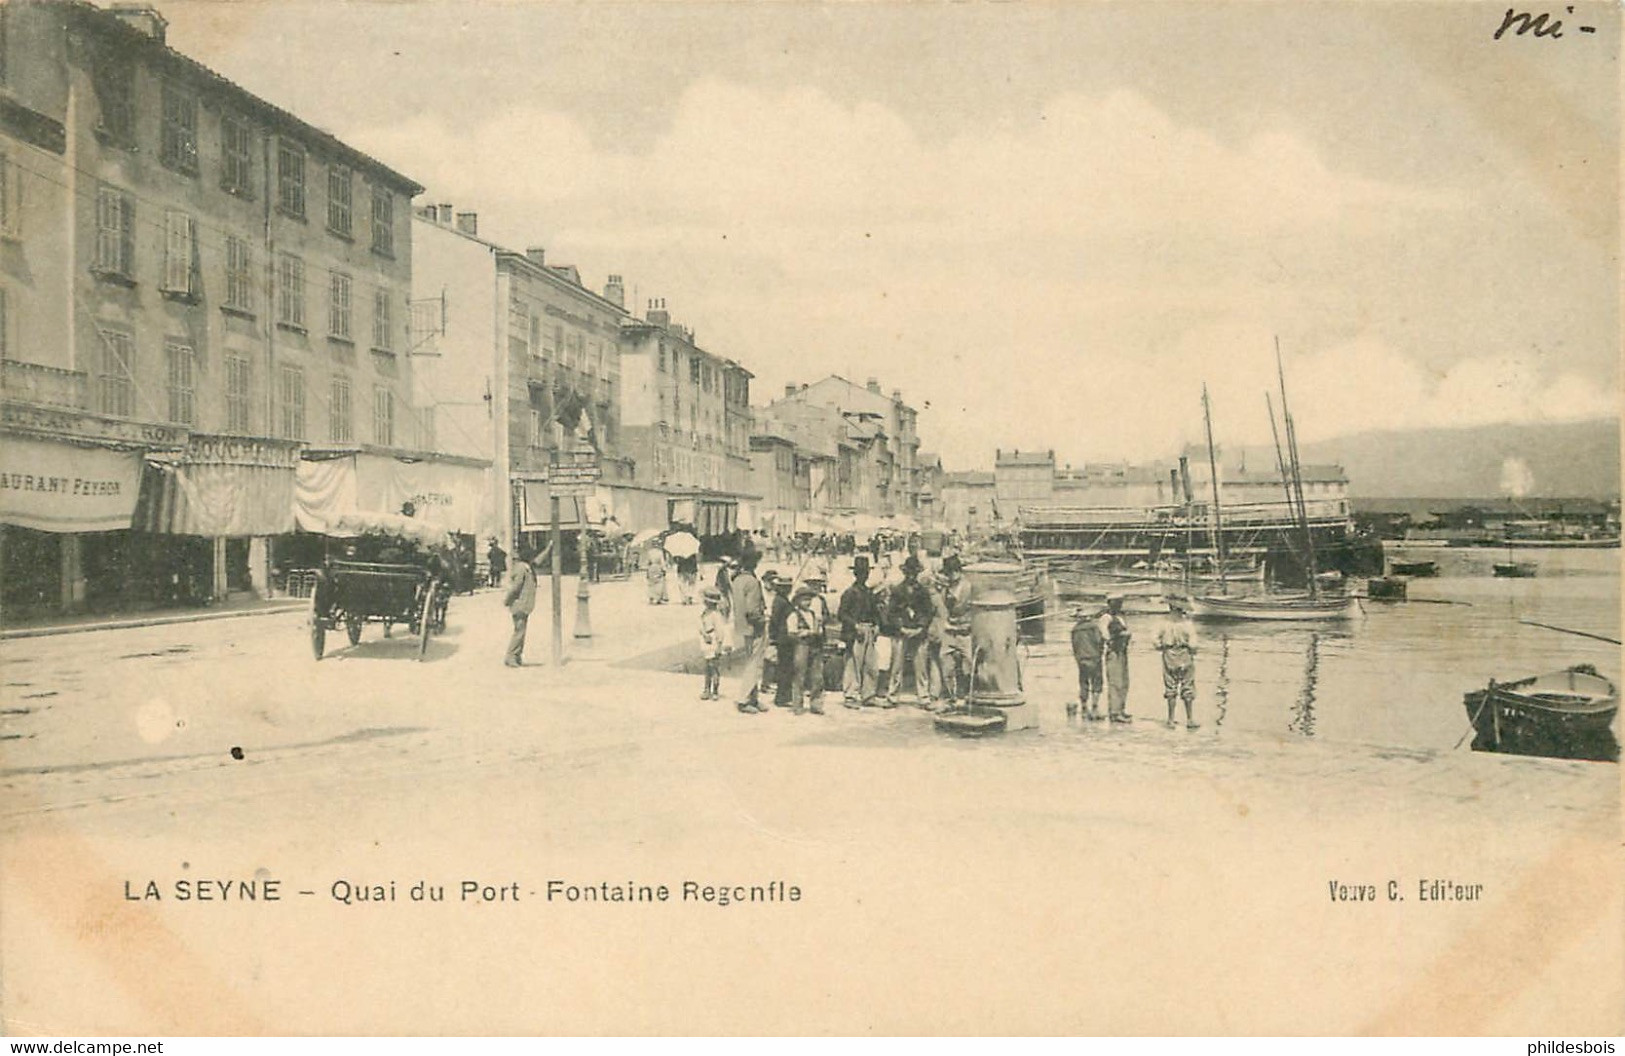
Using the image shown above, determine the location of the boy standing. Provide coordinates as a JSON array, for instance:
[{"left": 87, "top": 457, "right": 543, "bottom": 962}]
[
  {"left": 699, "top": 587, "right": 725, "bottom": 700},
  {"left": 1155, "top": 597, "right": 1200, "bottom": 729}
]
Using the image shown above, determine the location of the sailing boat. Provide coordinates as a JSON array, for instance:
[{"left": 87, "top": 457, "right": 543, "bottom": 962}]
[{"left": 1189, "top": 346, "right": 1357, "bottom": 622}]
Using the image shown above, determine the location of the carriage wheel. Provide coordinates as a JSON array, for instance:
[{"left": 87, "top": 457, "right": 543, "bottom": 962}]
[
  {"left": 417, "top": 589, "right": 434, "bottom": 659},
  {"left": 346, "top": 616, "right": 363, "bottom": 646},
  {"left": 309, "top": 593, "right": 326, "bottom": 660}
]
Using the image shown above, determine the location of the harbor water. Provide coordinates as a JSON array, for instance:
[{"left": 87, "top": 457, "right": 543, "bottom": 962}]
[{"left": 1020, "top": 547, "right": 1620, "bottom": 752}]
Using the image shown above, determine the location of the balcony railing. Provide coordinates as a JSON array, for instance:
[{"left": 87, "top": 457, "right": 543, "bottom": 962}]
[{"left": 1, "top": 360, "right": 89, "bottom": 409}]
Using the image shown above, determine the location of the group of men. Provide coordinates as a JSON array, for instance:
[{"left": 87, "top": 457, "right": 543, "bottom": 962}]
[{"left": 698, "top": 549, "right": 979, "bottom": 716}]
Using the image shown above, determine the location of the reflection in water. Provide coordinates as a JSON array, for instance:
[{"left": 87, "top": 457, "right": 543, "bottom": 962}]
[
  {"left": 1288, "top": 634, "right": 1321, "bottom": 737},
  {"left": 1212, "top": 636, "right": 1230, "bottom": 730}
]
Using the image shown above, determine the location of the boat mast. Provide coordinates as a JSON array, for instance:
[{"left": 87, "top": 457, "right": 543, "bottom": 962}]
[
  {"left": 1275, "top": 339, "right": 1320, "bottom": 598},
  {"left": 1202, "top": 384, "right": 1228, "bottom": 594},
  {"left": 1266, "top": 391, "right": 1303, "bottom": 572}
]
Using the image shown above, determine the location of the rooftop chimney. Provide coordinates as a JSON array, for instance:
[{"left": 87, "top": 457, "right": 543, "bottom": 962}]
[
  {"left": 455, "top": 212, "right": 478, "bottom": 237},
  {"left": 437, "top": 203, "right": 453, "bottom": 224},
  {"left": 603, "top": 275, "right": 625, "bottom": 309},
  {"left": 524, "top": 246, "right": 546, "bottom": 267},
  {"left": 785, "top": 384, "right": 797, "bottom": 398},
  {"left": 647, "top": 297, "right": 670, "bottom": 327},
  {"left": 866, "top": 378, "right": 881, "bottom": 394},
  {"left": 109, "top": 4, "right": 168, "bottom": 42},
  {"left": 892, "top": 388, "right": 902, "bottom": 402}
]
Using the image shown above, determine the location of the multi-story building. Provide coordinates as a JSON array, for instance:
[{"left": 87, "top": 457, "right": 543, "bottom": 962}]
[
  {"left": 409, "top": 203, "right": 628, "bottom": 560},
  {"left": 0, "top": 1, "right": 427, "bottom": 615},
  {"left": 616, "top": 299, "right": 754, "bottom": 538},
  {"left": 765, "top": 375, "right": 923, "bottom": 522},
  {"left": 938, "top": 471, "right": 997, "bottom": 535}
]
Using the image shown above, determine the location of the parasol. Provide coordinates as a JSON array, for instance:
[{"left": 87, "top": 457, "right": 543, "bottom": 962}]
[
  {"left": 663, "top": 531, "right": 701, "bottom": 558},
  {"left": 630, "top": 528, "right": 663, "bottom": 547}
]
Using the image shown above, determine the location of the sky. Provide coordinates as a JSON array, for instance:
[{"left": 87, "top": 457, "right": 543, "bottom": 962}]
[{"left": 159, "top": 0, "right": 1621, "bottom": 470}]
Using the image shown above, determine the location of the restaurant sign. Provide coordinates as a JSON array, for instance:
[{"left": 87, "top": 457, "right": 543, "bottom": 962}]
[{"left": 0, "top": 435, "right": 143, "bottom": 532}]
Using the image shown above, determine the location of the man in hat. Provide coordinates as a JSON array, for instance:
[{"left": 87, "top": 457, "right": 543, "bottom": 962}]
[
  {"left": 1069, "top": 602, "right": 1107, "bottom": 721},
  {"left": 886, "top": 553, "right": 935, "bottom": 707},
  {"left": 501, "top": 541, "right": 550, "bottom": 668},
  {"left": 788, "top": 583, "right": 827, "bottom": 715},
  {"left": 801, "top": 565, "right": 834, "bottom": 699},
  {"left": 731, "top": 552, "right": 768, "bottom": 712},
  {"left": 837, "top": 553, "right": 883, "bottom": 707},
  {"left": 1155, "top": 595, "right": 1200, "bottom": 729},
  {"left": 1103, "top": 594, "right": 1133, "bottom": 723},
  {"left": 937, "top": 554, "right": 973, "bottom": 706},
  {"left": 486, "top": 537, "right": 507, "bottom": 589},
  {"left": 765, "top": 571, "right": 796, "bottom": 707}
]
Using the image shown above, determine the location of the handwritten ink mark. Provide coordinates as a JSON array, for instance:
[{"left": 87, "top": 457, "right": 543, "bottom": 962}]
[{"left": 1495, "top": 7, "right": 1568, "bottom": 39}]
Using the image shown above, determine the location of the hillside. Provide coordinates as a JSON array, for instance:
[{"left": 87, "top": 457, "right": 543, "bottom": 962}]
[{"left": 1287, "top": 418, "right": 1620, "bottom": 499}]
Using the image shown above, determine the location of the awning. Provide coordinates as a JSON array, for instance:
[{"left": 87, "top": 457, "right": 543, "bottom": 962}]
[
  {"left": 133, "top": 435, "right": 300, "bottom": 536},
  {"left": 0, "top": 435, "right": 143, "bottom": 533},
  {"left": 296, "top": 454, "right": 493, "bottom": 537}
]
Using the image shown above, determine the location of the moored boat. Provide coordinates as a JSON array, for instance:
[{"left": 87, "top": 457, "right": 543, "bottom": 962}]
[
  {"left": 1188, "top": 592, "right": 1358, "bottom": 621},
  {"left": 1492, "top": 561, "right": 1537, "bottom": 578},
  {"left": 1463, "top": 665, "right": 1619, "bottom": 761},
  {"left": 1389, "top": 559, "right": 1438, "bottom": 577}
]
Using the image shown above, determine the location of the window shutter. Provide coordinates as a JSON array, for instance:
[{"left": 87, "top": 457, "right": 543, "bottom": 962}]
[{"left": 118, "top": 196, "right": 134, "bottom": 274}]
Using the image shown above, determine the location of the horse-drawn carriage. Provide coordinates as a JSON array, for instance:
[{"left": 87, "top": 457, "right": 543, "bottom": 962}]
[{"left": 309, "top": 513, "right": 454, "bottom": 661}]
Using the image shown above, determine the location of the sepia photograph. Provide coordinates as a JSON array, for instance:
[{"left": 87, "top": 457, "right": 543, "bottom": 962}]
[{"left": 0, "top": 0, "right": 1619, "bottom": 1037}]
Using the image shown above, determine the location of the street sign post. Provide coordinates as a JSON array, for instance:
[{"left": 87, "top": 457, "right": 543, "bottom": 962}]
[{"left": 545, "top": 444, "right": 601, "bottom": 657}]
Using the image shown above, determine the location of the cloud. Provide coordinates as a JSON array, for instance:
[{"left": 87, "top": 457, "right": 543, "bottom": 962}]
[{"left": 348, "top": 80, "right": 1609, "bottom": 469}]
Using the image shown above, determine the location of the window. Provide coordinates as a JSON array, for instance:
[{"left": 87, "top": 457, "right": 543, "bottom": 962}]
[
  {"left": 220, "top": 115, "right": 254, "bottom": 196},
  {"left": 327, "top": 166, "right": 352, "bottom": 237},
  {"left": 165, "top": 342, "right": 195, "bottom": 425},
  {"left": 0, "top": 149, "right": 20, "bottom": 238},
  {"left": 162, "top": 211, "right": 198, "bottom": 297},
  {"left": 160, "top": 83, "right": 198, "bottom": 175},
  {"left": 418, "top": 405, "right": 435, "bottom": 451},
  {"left": 96, "top": 330, "right": 135, "bottom": 417},
  {"left": 529, "top": 387, "right": 548, "bottom": 447},
  {"left": 277, "top": 253, "right": 305, "bottom": 328},
  {"left": 224, "top": 237, "right": 253, "bottom": 312},
  {"left": 658, "top": 348, "right": 665, "bottom": 372},
  {"left": 509, "top": 301, "right": 530, "bottom": 357},
  {"left": 94, "top": 186, "right": 135, "bottom": 280},
  {"left": 329, "top": 374, "right": 352, "bottom": 442},
  {"left": 328, "top": 271, "right": 352, "bottom": 340},
  {"left": 93, "top": 59, "right": 135, "bottom": 147},
  {"left": 542, "top": 320, "right": 557, "bottom": 357},
  {"left": 279, "top": 365, "right": 306, "bottom": 440},
  {"left": 226, "top": 355, "right": 252, "bottom": 432},
  {"left": 529, "top": 314, "right": 541, "bottom": 359},
  {"left": 372, "top": 385, "right": 394, "bottom": 446},
  {"left": 370, "top": 185, "right": 394, "bottom": 256},
  {"left": 0, "top": 287, "right": 9, "bottom": 360},
  {"left": 277, "top": 142, "right": 305, "bottom": 218},
  {"left": 372, "top": 287, "right": 393, "bottom": 351},
  {"left": 689, "top": 357, "right": 701, "bottom": 384}
]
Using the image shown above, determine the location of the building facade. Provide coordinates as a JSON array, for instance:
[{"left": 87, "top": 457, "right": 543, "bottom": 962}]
[
  {"left": 408, "top": 204, "right": 628, "bottom": 559},
  {"left": 616, "top": 300, "right": 754, "bottom": 538},
  {"left": 760, "top": 375, "right": 924, "bottom": 523},
  {"left": 0, "top": 1, "right": 427, "bottom": 615}
]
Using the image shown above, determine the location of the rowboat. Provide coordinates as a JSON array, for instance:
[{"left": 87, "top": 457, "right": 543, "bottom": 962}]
[
  {"left": 1492, "top": 561, "right": 1537, "bottom": 578},
  {"left": 1389, "top": 559, "right": 1438, "bottom": 577},
  {"left": 1188, "top": 592, "right": 1358, "bottom": 621},
  {"left": 1463, "top": 665, "right": 1618, "bottom": 761}
]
